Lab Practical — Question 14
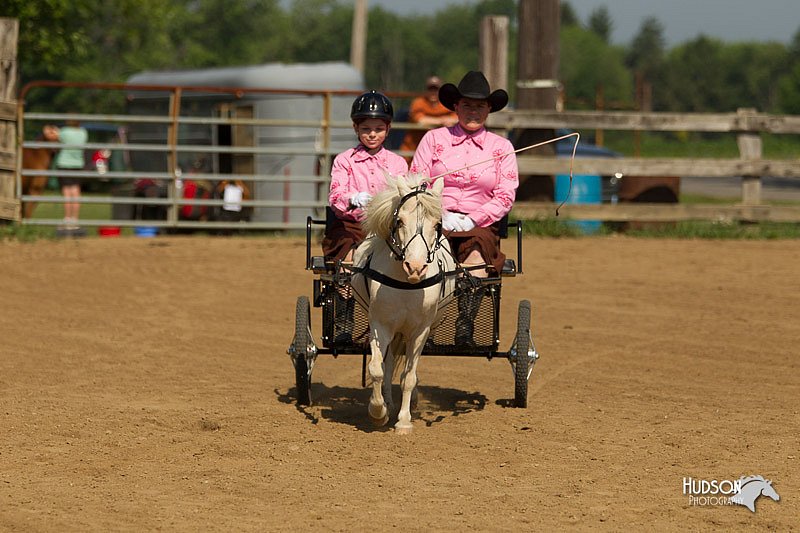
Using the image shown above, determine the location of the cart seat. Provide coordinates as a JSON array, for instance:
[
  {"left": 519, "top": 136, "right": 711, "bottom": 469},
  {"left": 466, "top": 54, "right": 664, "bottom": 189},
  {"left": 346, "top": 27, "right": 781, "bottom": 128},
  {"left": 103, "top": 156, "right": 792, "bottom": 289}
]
[
  {"left": 501, "top": 258, "right": 516, "bottom": 276},
  {"left": 310, "top": 255, "right": 328, "bottom": 273}
]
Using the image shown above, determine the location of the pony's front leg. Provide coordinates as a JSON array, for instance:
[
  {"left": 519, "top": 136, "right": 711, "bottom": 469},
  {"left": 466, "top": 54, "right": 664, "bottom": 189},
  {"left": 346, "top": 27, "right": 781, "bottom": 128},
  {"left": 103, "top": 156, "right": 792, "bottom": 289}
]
[
  {"left": 395, "top": 331, "right": 426, "bottom": 435},
  {"left": 367, "top": 327, "right": 391, "bottom": 427}
]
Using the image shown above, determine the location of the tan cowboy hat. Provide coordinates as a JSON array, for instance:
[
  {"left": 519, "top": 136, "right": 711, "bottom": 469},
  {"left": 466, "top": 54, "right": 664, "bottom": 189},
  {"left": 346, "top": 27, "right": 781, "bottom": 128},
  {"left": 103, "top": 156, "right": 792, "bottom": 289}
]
[
  {"left": 425, "top": 75, "right": 443, "bottom": 89},
  {"left": 438, "top": 71, "right": 508, "bottom": 112}
]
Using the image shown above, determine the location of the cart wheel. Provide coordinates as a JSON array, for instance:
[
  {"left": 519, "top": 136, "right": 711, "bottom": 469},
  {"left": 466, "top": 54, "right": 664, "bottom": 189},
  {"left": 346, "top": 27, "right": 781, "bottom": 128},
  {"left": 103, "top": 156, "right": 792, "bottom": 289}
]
[
  {"left": 514, "top": 300, "right": 532, "bottom": 408},
  {"left": 293, "top": 296, "right": 313, "bottom": 406}
]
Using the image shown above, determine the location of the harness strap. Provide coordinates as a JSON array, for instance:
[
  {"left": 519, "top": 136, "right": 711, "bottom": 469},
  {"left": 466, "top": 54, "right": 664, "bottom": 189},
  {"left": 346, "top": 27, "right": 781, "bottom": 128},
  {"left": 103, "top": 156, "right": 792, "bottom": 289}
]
[
  {"left": 362, "top": 267, "right": 444, "bottom": 290},
  {"left": 349, "top": 254, "right": 445, "bottom": 291}
]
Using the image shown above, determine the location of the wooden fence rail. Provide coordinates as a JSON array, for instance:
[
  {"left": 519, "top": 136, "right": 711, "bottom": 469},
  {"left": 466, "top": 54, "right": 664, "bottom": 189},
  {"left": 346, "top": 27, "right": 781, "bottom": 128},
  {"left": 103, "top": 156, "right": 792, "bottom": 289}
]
[
  {"left": 488, "top": 107, "right": 800, "bottom": 223},
  {"left": 7, "top": 78, "right": 800, "bottom": 226}
]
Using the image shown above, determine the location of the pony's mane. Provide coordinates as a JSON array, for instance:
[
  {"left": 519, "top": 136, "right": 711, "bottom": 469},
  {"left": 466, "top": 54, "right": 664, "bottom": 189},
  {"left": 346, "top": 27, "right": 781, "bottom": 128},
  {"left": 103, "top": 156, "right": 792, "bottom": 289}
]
[
  {"left": 363, "top": 173, "right": 441, "bottom": 240},
  {"left": 739, "top": 475, "right": 767, "bottom": 485}
]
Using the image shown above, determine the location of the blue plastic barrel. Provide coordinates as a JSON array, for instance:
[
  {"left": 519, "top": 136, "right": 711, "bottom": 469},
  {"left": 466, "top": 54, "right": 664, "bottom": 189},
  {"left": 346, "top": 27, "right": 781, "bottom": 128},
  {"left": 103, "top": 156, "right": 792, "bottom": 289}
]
[
  {"left": 134, "top": 226, "right": 158, "bottom": 237},
  {"left": 554, "top": 174, "right": 602, "bottom": 234}
]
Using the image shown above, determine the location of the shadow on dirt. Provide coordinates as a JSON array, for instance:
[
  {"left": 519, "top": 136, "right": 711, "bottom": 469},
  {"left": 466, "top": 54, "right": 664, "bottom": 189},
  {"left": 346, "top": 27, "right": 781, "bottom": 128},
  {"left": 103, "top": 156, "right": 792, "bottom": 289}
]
[{"left": 276, "top": 383, "right": 488, "bottom": 431}]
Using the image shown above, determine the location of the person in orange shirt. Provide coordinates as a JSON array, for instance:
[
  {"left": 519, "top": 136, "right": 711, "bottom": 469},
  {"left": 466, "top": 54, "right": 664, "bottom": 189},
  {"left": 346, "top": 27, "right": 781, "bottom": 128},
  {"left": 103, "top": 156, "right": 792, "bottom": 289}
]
[{"left": 399, "top": 76, "right": 458, "bottom": 162}]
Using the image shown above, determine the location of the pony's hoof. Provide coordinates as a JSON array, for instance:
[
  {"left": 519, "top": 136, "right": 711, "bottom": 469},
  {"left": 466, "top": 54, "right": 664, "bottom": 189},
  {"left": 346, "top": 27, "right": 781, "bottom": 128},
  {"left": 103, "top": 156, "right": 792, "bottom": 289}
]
[
  {"left": 394, "top": 424, "right": 413, "bottom": 435},
  {"left": 369, "top": 414, "right": 389, "bottom": 427},
  {"left": 368, "top": 402, "right": 389, "bottom": 427}
]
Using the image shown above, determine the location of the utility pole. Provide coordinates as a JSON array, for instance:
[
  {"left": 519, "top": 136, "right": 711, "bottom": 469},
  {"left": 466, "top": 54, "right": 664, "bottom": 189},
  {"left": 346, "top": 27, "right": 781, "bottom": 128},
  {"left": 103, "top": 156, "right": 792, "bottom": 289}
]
[
  {"left": 350, "top": 0, "right": 368, "bottom": 76},
  {"left": 479, "top": 16, "right": 509, "bottom": 94},
  {"left": 514, "top": 0, "right": 560, "bottom": 201}
]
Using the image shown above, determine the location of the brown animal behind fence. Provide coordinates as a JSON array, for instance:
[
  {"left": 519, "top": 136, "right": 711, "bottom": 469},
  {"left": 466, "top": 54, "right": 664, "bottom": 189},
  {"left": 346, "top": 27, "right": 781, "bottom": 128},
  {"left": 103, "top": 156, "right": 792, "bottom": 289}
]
[{"left": 21, "top": 125, "right": 59, "bottom": 219}]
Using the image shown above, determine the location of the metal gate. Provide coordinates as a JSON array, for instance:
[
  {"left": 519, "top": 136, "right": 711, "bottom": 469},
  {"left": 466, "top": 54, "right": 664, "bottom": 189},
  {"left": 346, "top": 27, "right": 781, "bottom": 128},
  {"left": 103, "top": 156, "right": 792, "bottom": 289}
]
[{"left": 16, "top": 80, "right": 364, "bottom": 231}]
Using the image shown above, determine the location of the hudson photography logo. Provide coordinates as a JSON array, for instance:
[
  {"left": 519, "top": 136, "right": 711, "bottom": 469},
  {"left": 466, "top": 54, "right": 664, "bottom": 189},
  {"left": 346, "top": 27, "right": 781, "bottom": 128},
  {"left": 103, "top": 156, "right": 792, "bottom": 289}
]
[{"left": 683, "top": 475, "right": 781, "bottom": 512}]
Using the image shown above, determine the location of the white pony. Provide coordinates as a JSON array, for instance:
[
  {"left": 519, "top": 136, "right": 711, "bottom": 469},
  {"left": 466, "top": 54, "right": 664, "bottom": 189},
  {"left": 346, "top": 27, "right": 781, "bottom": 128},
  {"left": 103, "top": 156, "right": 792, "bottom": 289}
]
[{"left": 351, "top": 174, "right": 456, "bottom": 434}]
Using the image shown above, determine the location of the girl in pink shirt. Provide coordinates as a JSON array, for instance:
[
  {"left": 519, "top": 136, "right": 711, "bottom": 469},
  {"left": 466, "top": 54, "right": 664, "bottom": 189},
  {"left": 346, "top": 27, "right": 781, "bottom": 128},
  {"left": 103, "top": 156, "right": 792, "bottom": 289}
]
[
  {"left": 322, "top": 91, "right": 408, "bottom": 262},
  {"left": 321, "top": 91, "right": 407, "bottom": 344}
]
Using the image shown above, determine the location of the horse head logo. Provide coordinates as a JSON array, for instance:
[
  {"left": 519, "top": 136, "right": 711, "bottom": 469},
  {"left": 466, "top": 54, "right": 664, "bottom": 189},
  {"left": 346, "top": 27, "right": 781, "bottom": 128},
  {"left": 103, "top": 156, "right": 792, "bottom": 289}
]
[{"left": 731, "top": 475, "right": 780, "bottom": 513}]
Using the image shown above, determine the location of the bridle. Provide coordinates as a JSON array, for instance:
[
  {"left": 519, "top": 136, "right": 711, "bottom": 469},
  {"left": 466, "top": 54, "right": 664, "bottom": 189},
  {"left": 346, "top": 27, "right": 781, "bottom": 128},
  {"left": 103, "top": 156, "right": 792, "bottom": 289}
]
[
  {"left": 386, "top": 184, "right": 443, "bottom": 264},
  {"left": 349, "top": 183, "right": 470, "bottom": 292}
]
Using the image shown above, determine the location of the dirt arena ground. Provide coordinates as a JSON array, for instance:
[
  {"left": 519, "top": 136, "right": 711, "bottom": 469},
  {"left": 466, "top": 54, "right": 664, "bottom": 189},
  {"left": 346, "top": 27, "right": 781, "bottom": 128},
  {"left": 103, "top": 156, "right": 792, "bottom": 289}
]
[{"left": 1, "top": 235, "right": 797, "bottom": 531}]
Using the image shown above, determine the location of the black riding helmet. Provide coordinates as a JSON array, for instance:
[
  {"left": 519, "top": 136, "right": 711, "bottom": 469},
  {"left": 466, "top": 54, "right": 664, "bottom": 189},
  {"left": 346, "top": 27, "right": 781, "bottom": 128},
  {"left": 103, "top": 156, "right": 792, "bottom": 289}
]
[{"left": 350, "top": 90, "right": 394, "bottom": 123}]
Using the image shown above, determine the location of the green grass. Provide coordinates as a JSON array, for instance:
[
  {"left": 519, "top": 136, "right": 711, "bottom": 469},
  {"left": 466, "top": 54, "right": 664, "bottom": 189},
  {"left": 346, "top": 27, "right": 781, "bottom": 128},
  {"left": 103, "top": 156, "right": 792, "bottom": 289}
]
[
  {"left": 518, "top": 188, "right": 800, "bottom": 239},
  {"left": 6, "top": 215, "right": 799, "bottom": 242},
  {"left": 5, "top": 191, "right": 800, "bottom": 243},
  {"left": 29, "top": 193, "right": 114, "bottom": 222},
  {"left": 519, "top": 217, "right": 800, "bottom": 239},
  {"left": 0, "top": 223, "right": 58, "bottom": 242},
  {"left": 0, "top": 192, "right": 137, "bottom": 241},
  {"left": 623, "top": 221, "right": 800, "bottom": 239},
  {"left": 600, "top": 130, "right": 800, "bottom": 159}
]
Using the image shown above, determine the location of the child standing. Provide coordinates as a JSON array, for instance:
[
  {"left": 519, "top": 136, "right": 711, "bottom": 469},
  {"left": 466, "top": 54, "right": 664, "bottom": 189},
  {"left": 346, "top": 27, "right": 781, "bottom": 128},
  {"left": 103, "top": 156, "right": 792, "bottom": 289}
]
[
  {"left": 321, "top": 91, "right": 408, "bottom": 262},
  {"left": 53, "top": 119, "right": 88, "bottom": 230}
]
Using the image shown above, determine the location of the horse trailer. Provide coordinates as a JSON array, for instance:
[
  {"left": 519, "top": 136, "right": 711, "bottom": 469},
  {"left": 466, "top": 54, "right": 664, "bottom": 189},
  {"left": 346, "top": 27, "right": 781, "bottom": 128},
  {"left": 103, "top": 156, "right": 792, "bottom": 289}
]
[{"left": 124, "top": 61, "right": 364, "bottom": 226}]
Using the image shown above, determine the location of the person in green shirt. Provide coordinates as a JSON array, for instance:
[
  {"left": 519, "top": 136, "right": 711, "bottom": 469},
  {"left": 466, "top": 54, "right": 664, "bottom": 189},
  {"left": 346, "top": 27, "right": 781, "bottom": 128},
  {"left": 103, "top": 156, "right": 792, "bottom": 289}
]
[{"left": 53, "top": 120, "right": 88, "bottom": 229}]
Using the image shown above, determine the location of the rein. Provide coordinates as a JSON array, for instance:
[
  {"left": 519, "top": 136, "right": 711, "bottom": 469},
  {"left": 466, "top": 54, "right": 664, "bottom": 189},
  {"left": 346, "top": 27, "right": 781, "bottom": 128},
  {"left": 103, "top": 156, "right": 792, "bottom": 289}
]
[{"left": 428, "top": 131, "right": 582, "bottom": 216}]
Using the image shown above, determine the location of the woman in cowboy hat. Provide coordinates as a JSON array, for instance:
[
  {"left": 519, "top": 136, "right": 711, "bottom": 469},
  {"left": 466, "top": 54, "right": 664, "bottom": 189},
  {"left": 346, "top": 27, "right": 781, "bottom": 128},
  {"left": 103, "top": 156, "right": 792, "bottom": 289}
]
[
  {"left": 409, "top": 71, "right": 519, "bottom": 344},
  {"left": 410, "top": 71, "right": 518, "bottom": 276}
]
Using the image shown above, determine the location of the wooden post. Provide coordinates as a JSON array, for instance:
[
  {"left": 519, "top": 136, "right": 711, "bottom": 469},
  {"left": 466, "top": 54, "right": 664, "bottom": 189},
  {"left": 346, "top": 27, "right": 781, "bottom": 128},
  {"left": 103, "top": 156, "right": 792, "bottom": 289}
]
[
  {"left": 595, "top": 83, "right": 604, "bottom": 147},
  {"left": 514, "top": 0, "right": 560, "bottom": 201},
  {"left": 350, "top": 0, "right": 368, "bottom": 76},
  {"left": 517, "top": 0, "right": 560, "bottom": 110},
  {"left": 479, "top": 16, "right": 509, "bottom": 94},
  {"left": 736, "top": 107, "right": 762, "bottom": 206},
  {"left": 0, "top": 18, "right": 19, "bottom": 221},
  {"left": 166, "top": 87, "right": 182, "bottom": 224},
  {"left": 633, "top": 71, "right": 642, "bottom": 157}
]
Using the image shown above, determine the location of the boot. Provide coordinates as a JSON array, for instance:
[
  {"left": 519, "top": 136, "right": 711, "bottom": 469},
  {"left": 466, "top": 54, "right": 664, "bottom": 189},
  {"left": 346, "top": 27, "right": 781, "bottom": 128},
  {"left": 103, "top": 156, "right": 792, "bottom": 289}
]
[
  {"left": 455, "top": 287, "right": 484, "bottom": 346},
  {"left": 334, "top": 294, "right": 355, "bottom": 344}
]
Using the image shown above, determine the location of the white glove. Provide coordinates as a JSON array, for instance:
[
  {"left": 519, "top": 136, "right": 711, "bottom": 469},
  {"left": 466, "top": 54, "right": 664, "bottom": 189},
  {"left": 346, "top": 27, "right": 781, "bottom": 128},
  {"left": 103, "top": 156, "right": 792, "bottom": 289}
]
[
  {"left": 443, "top": 211, "right": 476, "bottom": 232},
  {"left": 460, "top": 216, "right": 476, "bottom": 232},
  {"left": 442, "top": 211, "right": 462, "bottom": 231},
  {"left": 349, "top": 191, "right": 372, "bottom": 209}
]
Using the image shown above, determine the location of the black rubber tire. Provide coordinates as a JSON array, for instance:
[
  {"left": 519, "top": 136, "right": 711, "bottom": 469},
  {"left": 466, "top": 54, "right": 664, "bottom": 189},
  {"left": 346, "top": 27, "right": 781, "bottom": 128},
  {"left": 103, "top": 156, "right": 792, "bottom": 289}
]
[
  {"left": 514, "top": 300, "right": 532, "bottom": 408},
  {"left": 293, "top": 296, "right": 312, "bottom": 406}
]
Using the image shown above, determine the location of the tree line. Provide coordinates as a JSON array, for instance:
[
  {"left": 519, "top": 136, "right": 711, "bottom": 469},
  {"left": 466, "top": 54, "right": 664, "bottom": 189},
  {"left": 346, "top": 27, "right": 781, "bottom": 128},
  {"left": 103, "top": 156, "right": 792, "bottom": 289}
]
[{"left": 6, "top": 0, "right": 800, "bottom": 115}]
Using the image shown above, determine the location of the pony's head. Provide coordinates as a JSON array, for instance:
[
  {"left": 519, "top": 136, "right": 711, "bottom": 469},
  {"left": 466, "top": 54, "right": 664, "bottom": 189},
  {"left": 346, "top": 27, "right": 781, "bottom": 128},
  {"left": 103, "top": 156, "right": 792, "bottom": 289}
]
[
  {"left": 364, "top": 173, "right": 444, "bottom": 283},
  {"left": 733, "top": 475, "right": 781, "bottom": 512},
  {"left": 758, "top": 479, "right": 780, "bottom": 501}
]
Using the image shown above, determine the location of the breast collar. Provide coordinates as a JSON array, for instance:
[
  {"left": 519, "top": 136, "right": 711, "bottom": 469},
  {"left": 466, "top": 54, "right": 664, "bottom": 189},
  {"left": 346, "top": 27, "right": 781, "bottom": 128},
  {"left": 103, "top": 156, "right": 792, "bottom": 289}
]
[{"left": 350, "top": 253, "right": 447, "bottom": 291}]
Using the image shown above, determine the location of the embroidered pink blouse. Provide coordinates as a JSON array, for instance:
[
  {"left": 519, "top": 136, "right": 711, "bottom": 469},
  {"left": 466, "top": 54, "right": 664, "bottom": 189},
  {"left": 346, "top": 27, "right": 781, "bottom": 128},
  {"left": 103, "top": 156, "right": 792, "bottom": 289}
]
[
  {"left": 329, "top": 144, "right": 408, "bottom": 221},
  {"left": 410, "top": 124, "right": 518, "bottom": 227}
]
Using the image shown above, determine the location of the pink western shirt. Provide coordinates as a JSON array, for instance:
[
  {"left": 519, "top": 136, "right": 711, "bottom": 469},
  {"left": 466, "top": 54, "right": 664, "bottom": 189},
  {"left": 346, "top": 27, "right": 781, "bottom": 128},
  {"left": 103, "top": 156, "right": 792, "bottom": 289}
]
[
  {"left": 410, "top": 124, "right": 518, "bottom": 227},
  {"left": 329, "top": 144, "right": 408, "bottom": 222}
]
